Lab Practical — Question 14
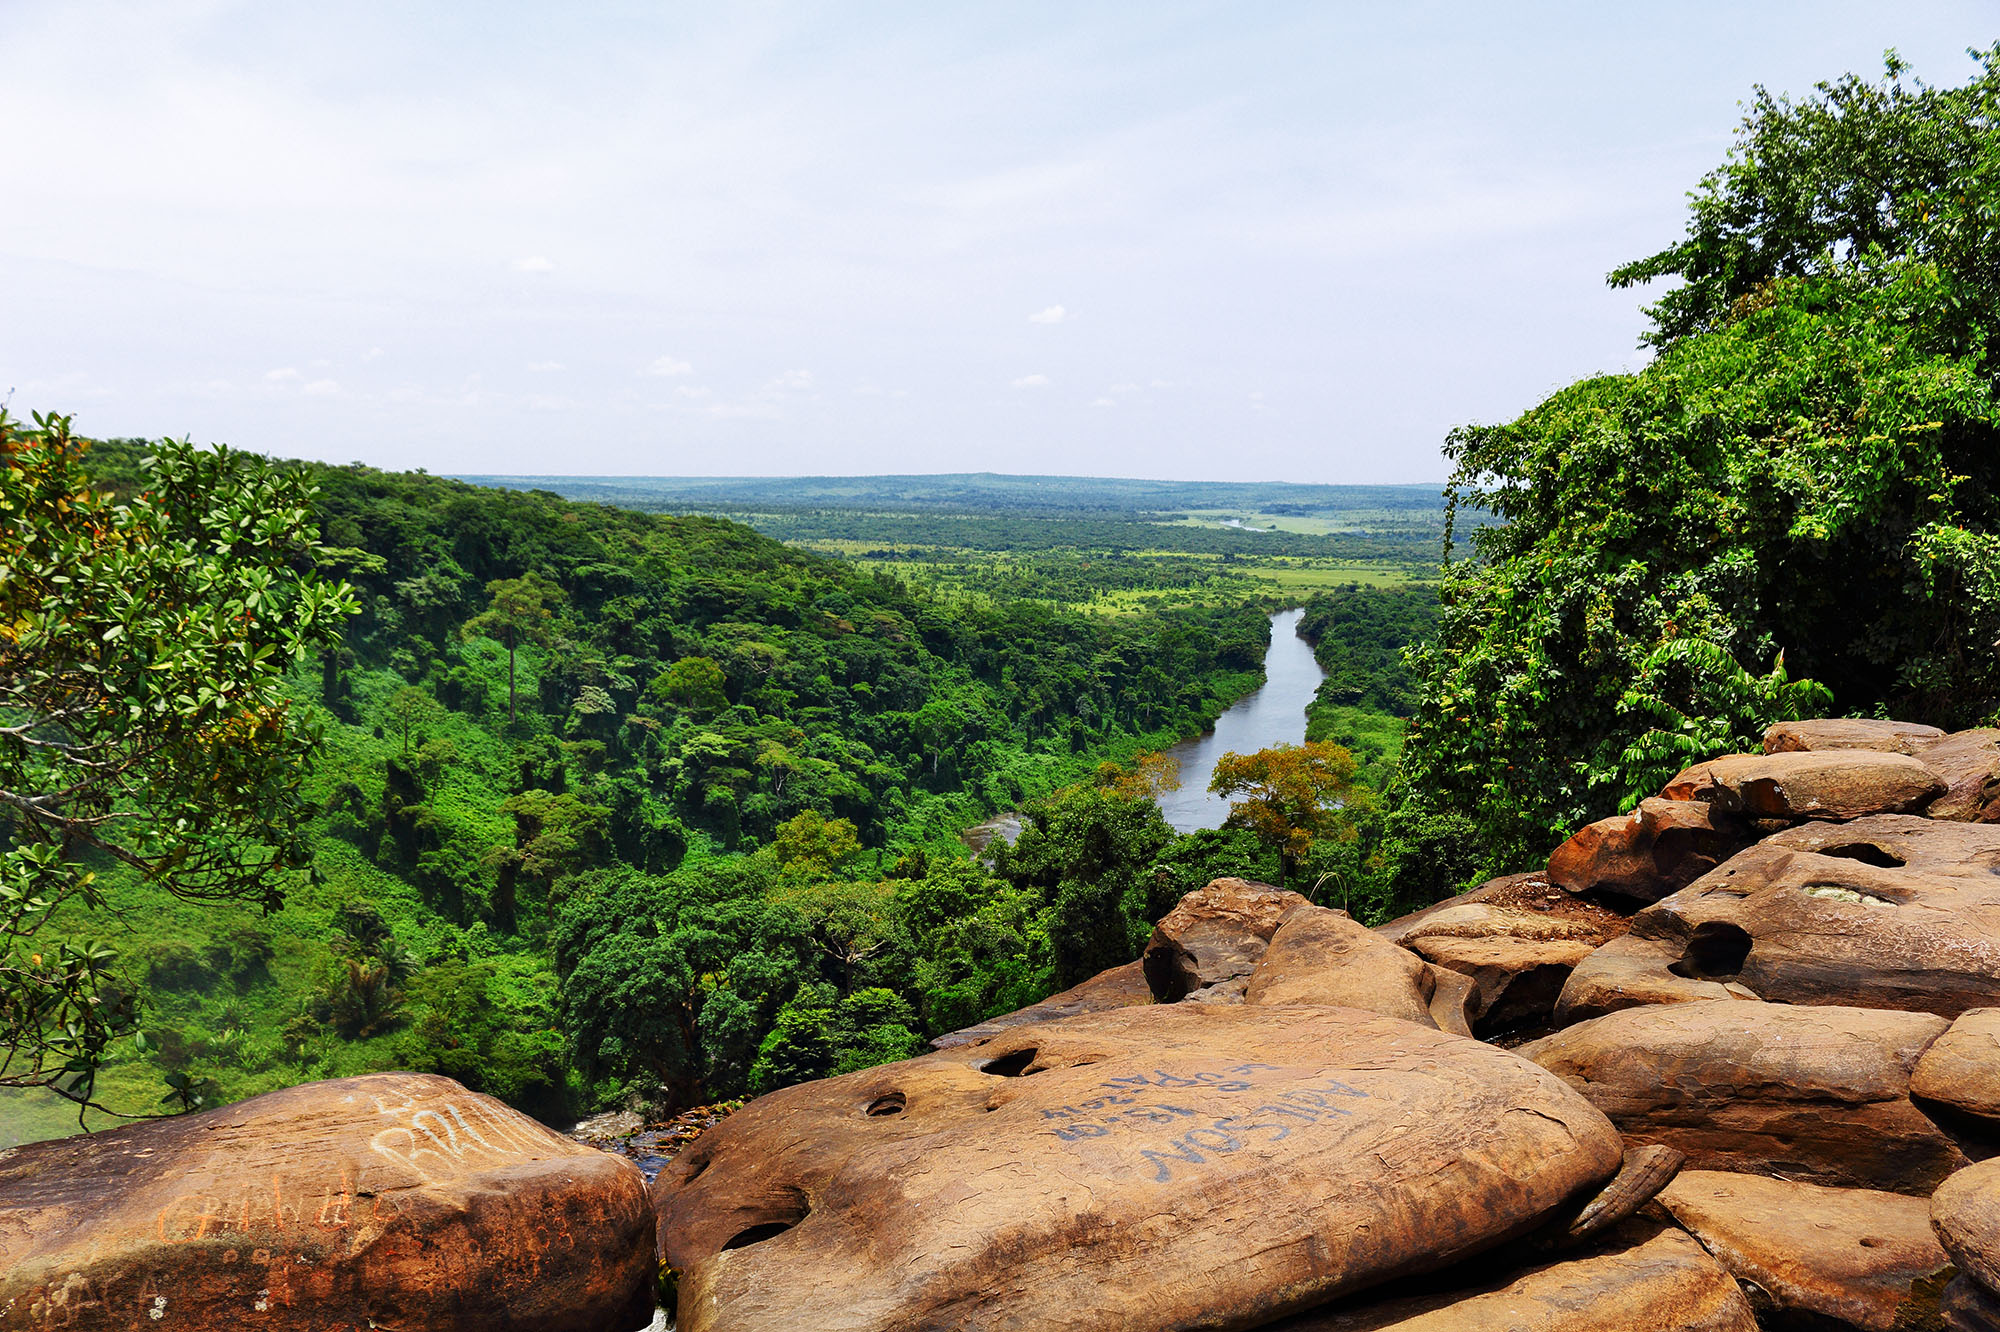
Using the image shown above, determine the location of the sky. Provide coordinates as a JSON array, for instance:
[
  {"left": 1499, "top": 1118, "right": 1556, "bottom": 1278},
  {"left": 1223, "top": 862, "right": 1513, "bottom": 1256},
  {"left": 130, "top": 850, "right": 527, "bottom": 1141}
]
[{"left": 2, "top": 3, "right": 1994, "bottom": 484}]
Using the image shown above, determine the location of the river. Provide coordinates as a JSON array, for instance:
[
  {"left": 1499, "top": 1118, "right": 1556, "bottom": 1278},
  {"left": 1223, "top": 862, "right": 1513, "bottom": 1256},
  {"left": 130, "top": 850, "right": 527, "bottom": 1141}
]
[{"left": 1153, "top": 607, "right": 1325, "bottom": 833}]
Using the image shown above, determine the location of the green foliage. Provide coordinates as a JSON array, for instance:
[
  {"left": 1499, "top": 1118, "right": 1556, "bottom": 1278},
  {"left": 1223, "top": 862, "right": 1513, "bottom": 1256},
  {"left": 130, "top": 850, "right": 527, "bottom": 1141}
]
[
  {"left": 0, "top": 413, "right": 356, "bottom": 1105},
  {"left": 1403, "top": 48, "right": 2000, "bottom": 880},
  {"left": 747, "top": 983, "right": 922, "bottom": 1094},
  {"left": 1208, "top": 742, "right": 1362, "bottom": 885},
  {"left": 1000, "top": 780, "right": 1174, "bottom": 987}
]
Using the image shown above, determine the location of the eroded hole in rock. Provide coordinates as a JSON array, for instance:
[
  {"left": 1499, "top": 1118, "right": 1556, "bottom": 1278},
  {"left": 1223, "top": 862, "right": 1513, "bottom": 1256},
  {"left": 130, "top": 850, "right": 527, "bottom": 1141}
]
[
  {"left": 1669, "top": 922, "right": 1752, "bottom": 981},
  {"left": 1815, "top": 843, "right": 1906, "bottom": 869},
  {"left": 979, "top": 1047, "right": 1040, "bottom": 1077},
  {"left": 865, "top": 1093, "right": 907, "bottom": 1117},
  {"left": 722, "top": 1222, "right": 796, "bottom": 1251}
]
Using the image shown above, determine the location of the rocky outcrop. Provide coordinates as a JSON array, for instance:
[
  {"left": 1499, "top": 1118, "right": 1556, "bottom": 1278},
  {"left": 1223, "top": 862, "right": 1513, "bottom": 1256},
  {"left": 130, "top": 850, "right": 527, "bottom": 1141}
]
[
  {"left": 1558, "top": 816, "right": 2000, "bottom": 1022},
  {"left": 1546, "top": 798, "right": 1750, "bottom": 904},
  {"left": 1524, "top": 1000, "right": 1966, "bottom": 1193},
  {"left": 931, "top": 959, "right": 1152, "bottom": 1049},
  {"left": 1272, "top": 1220, "right": 1757, "bottom": 1331},
  {"left": 1141, "top": 877, "right": 1312, "bottom": 1001},
  {"left": 1653, "top": 1171, "right": 1953, "bottom": 1330},
  {"left": 1404, "top": 936, "right": 1595, "bottom": 1036},
  {"left": 1663, "top": 750, "right": 1944, "bottom": 821},
  {"left": 1763, "top": 718, "right": 1948, "bottom": 755},
  {"left": 652, "top": 1003, "right": 1624, "bottom": 1332},
  {"left": 0, "top": 1073, "right": 656, "bottom": 1332},
  {"left": 1243, "top": 905, "right": 1436, "bottom": 1025},
  {"left": 1933, "top": 1160, "right": 2000, "bottom": 1305},
  {"left": 1915, "top": 1009, "right": 2000, "bottom": 1122},
  {"left": 1914, "top": 729, "right": 2000, "bottom": 823}
]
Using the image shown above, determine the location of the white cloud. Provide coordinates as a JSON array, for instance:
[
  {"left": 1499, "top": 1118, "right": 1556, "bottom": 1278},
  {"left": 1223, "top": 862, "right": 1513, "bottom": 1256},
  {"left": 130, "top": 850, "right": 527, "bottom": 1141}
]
[
  {"left": 1028, "top": 304, "right": 1067, "bottom": 324},
  {"left": 706, "top": 401, "right": 782, "bottom": 420},
  {"left": 1011, "top": 373, "right": 1049, "bottom": 388},
  {"left": 302, "top": 378, "right": 340, "bottom": 396},
  {"left": 770, "top": 369, "right": 813, "bottom": 391},
  {"left": 362, "top": 347, "right": 384, "bottom": 362},
  {"left": 524, "top": 394, "right": 568, "bottom": 412},
  {"left": 1107, "top": 381, "right": 1140, "bottom": 394},
  {"left": 647, "top": 355, "right": 694, "bottom": 377},
  {"left": 265, "top": 367, "right": 300, "bottom": 382},
  {"left": 513, "top": 256, "right": 555, "bottom": 273},
  {"left": 527, "top": 360, "right": 565, "bottom": 373},
  {"left": 675, "top": 384, "right": 711, "bottom": 399},
  {"left": 1091, "top": 396, "right": 1115, "bottom": 407}
]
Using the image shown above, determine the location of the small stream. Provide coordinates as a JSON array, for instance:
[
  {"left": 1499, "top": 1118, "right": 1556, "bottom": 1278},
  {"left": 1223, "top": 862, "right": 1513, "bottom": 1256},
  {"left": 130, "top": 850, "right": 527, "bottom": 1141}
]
[{"left": 1152, "top": 608, "right": 1325, "bottom": 833}]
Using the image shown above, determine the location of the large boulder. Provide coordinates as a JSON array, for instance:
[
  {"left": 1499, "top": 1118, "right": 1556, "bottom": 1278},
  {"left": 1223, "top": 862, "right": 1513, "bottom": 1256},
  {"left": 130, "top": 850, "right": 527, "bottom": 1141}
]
[
  {"left": 1243, "top": 905, "right": 1436, "bottom": 1026},
  {"left": 1763, "top": 718, "right": 1947, "bottom": 755},
  {"left": 1403, "top": 936, "right": 1596, "bottom": 1037},
  {"left": 1915, "top": 729, "right": 2000, "bottom": 823},
  {"left": 1375, "top": 873, "right": 1628, "bottom": 950},
  {"left": 1933, "top": 1159, "right": 2000, "bottom": 1301},
  {"left": 1559, "top": 817, "right": 2000, "bottom": 1021},
  {"left": 652, "top": 1004, "right": 1624, "bottom": 1332},
  {"left": 1546, "top": 798, "right": 1750, "bottom": 905},
  {"left": 1653, "top": 1170, "right": 1953, "bottom": 1330},
  {"left": 1915, "top": 1009, "right": 2000, "bottom": 1122},
  {"left": 1523, "top": 1000, "right": 1966, "bottom": 1193},
  {"left": 1662, "top": 751, "right": 1944, "bottom": 821},
  {"left": 1268, "top": 1220, "right": 1756, "bottom": 1331},
  {"left": 931, "top": 960, "right": 1152, "bottom": 1049},
  {"left": 1142, "top": 877, "right": 1312, "bottom": 1002},
  {"left": 0, "top": 1073, "right": 656, "bottom": 1332}
]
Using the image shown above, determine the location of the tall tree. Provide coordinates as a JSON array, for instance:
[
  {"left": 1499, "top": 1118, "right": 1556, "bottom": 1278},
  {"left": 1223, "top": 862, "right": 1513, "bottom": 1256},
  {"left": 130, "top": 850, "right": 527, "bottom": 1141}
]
[
  {"left": 464, "top": 571, "right": 566, "bottom": 722},
  {"left": 0, "top": 413, "right": 356, "bottom": 1105},
  {"left": 1208, "top": 742, "right": 1360, "bottom": 885}
]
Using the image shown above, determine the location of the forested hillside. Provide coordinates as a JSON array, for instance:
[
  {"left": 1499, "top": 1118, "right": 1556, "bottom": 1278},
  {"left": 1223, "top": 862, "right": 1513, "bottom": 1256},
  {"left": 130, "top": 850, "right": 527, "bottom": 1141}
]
[{"left": 6, "top": 440, "right": 1312, "bottom": 1141}]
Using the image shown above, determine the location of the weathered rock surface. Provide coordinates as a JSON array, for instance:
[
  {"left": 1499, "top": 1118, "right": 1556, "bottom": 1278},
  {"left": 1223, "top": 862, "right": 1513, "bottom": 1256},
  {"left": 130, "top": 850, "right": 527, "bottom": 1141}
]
[
  {"left": 1663, "top": 750, "right": 1944, "bottom": 821},
  {"left": 1653, "top": 1170, "right": 1953, "bottom": 1330},
  {"left": 1424, "top": 965, "right": 1479, "bottom": 1038},
  {"left": 1933, "top": 1159, "right": 2000, "bottom": 1300},
  {"left": 652, "top": 1003, "right": 1624, "bottom": 1332},
  {"left": 1270, "top": 1220, "right": 1757, "bottom": 1332},
  {"left": 1918, "top": 730, "right": 2000, "bottom": 823},
  {"left": 931, "top": 960, "right": 1152, "bottom": 1049},
  {"left": 1142, "top": 877, "right": 1312, "bottom": 1002},
  {"left": 1546, "top": 798, "right": 1750, "bottom": 904},
  {"left": 1523, "top": 1000, "right": 1966, "bottom": 1193},
  {"left": 1375, "top": 873, "right": 1628, "bottom": 950},
  {"left": 1915, "top": 1009, "right": 2000, "bottom": 1123},
  {"left": 1244, "top": 906, "right": 1436, "bottom": 1026},
  {"left": 1405, "top": 936, "right": 1596, "bottom": 1036},
  {"left": 1553, "top": 934, "right": 1760, "bottom": 1025},
  {"left": 1558, "top": 817, "right": 2000, "bottom": 1021},
  {"left": 1764, "top": 718, "right": 1948, "bottom": 756},
  {"left": 1943, "top": 1272, "right": 2000, "bottom": 1331},
  {"left": 0, "top": 1073, "right": 656, "bottom": 1332}
]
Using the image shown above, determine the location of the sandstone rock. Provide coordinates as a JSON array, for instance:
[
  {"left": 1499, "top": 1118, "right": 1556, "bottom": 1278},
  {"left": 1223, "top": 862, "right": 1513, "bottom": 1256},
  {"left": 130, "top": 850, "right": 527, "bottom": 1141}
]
[
  {"left": 0, "top": 1073, "right": 656, "bottom": 1332},
  {"left": 1554, "top": 934, "right": 1760, "bottom": 1025},
  {"left": 1375, "top": 873, "right": 1628, "bottom": 949},
  {"left": 1523, "top": 1000, "right": 1965, "bottom": 1193},
  {"left": 1425, "top": 965, "right": 1478, "bottom": 1038},
  {"left": 1933, "top": 1159, "right": 2000, "bottom": 1298},
  {"left": 1142, "top": 877, "right": 1312, "bottom": 1001},
  {"left": 1915, "top": 1009, "right": 2000, "bottom": 1122},
  {"left": 1406, "top": 936, "right": 1595, "bottom": 1036},
  {"left": 1943, "top": 1273, "right": 2000, "bottom": 1331},
  {"left": 1244, "top": 905, "right": 1436, "bottom": 1026},
  {"left": 1763, "top": 718, "right": 1947, "bottom": 755},
  {"left": 1653, "top": 1170, "right": 1953, "bottom": 1330},
  {"left": 1918, "top": 729, "right": 2000, "bottom": 823},
  {"left": 931, "top": 960, "right": 1152, "bottom": 1049},
  {"left": 1546, "top": 798, "right": 1750, "bottom": 904},
  {"left": 1663, "top": 750, "right": 1944, "bottom": 821},
  {"left": 1559, "top": 817, "right": 2000, "bottom": 1020},
  {"left": 652, "top": 1003, "right": 1624, "bottom": 1332},
  {"left": 1270, "top": 1220, "right": 1757, "bottom": 1332}
]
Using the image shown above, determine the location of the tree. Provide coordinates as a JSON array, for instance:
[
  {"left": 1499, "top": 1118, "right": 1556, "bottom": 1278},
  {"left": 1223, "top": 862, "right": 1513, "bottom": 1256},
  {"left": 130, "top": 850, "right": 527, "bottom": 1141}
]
[
  {"left": 648, "top": 655, "right": 727, "bottom": 715},
  {"left": 1208, "top": 742, "right": 1361, "bottom": 885},
  {"left": 0, "top": 413, "right": 357, "bottom": 1104},
  {"left": 1402, "top": 49, "right": 2000, "bottom": 879},
  {"left": 1003, "top": 780, "right": 1174, "bottom": 987},
  {"left": 465, "top": 571, "right": 566, "bottom": 722}
]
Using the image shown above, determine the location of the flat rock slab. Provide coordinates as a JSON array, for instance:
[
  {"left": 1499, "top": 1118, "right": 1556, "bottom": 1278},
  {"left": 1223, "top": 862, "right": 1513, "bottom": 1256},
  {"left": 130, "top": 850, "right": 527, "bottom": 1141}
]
[
  {"left": 931, "top": 960, "right": 1152, "bottom": 1049},
  {"left": 1523, "top": 1000, "right": 1964, "bottom": 1193},
  {"left": 1664, "top": 751, "right": 1943, "bottom": 821},
  {"left": 0, "top": 1073, "right": 656, "bottom": 1332},
  {"left": 1142, "top": 877, "right": 1311, "bottom": 1001},
  {"left": 1546, "top": 798, "right": 1749, "bottom": 905},
  {"left": 1244, "top": 906, "right": 1436, "bottom": 1026},
  {"left": 1915, "top": 1009, "right": 2000, "bottom": 1121},
  {"left": 1654, "top": 1170, "right": 1953, "bottom": 1330},
  {"left": 1763, "top": 718, "right": 1947, "bottom": 756},
  {"left": 1270, "top": 1220, "right": 1756, "bottom": 1332},
  {"left": 653, "top": 1004, "right": 1624, "bottom": 1332},
  {"left": 1376, "top": 874, "right": 1628, "bottom": 950},
  {"left": 1568, "top": 817, "right": 2000, "bottom": 1020}
]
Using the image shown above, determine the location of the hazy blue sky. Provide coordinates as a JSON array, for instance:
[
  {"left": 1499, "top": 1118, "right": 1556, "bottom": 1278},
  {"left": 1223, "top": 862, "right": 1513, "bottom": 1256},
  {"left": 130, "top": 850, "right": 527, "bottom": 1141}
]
[{"left": 3, "top": 3, "right": 1993, "bottom": 482}]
